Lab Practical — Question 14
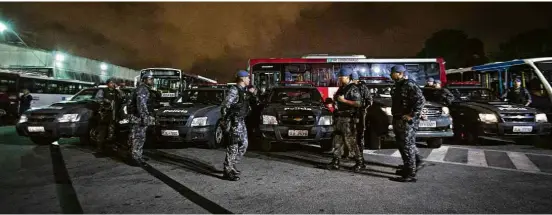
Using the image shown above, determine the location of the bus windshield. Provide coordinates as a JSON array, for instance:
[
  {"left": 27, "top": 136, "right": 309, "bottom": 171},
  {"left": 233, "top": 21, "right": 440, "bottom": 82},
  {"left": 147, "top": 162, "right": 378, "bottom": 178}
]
[
  {"left": 154, "top": 78, "right": 181, "bottom": 93},
  {"left": 533, "top": 60, "right": 552, "bottom": 84}
]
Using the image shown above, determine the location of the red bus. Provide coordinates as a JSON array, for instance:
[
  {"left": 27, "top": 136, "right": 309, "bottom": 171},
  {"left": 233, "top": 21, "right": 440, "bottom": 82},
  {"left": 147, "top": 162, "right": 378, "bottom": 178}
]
[{"left": 248, "top": 54, "right": 447, "bottom": 99}]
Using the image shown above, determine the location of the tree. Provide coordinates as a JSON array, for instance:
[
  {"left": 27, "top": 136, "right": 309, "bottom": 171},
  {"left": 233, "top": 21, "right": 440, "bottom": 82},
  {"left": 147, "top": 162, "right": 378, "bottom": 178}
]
[
  {"left": 417, "top": 29, "right": 489, "bottom": 68},
  {"left": 495, "top": 28, "right": 552, "bottom": 61}
]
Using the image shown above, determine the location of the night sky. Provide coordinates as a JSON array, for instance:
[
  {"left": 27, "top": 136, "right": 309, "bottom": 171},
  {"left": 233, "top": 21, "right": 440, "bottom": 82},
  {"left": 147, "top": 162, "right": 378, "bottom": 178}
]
[{"left": 1, "top": 2, "right": 552, "bottom": 81}]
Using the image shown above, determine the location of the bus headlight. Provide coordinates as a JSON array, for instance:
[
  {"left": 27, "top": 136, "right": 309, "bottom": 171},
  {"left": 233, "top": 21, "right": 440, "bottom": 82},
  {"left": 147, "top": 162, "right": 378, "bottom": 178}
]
[
  {"left": 442, "top": 107, "right": 450, "bottom": 116},
  {"left": 19, "top": 115, "right": 28, "bottom": 123},
  {"left": 262, "top": 115, "right": 278, "bottom": 125},
  {"left": 318, "top": 116, "right": 333, "bottom": 125},
  {"left": 478, "top": 113, "right": 498, "bottom": 123},
  {"left": 191, "top": 117, "right": 208, "bottom": 127},
  {"left": 57, "top": 114, "right": 80, "bottom": 123},
  {"left": 381, "top": 107, "right": 392, "bottom": 116},
  {"left": 536, "top": 114, "right": 548, "bottom": 123}
]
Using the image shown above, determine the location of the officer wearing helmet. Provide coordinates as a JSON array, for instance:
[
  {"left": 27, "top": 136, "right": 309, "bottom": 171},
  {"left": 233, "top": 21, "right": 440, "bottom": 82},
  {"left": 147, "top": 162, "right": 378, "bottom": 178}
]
[
  {"left": 127, "top": 71, "right": 156, "bottom": 166},
  {"left": 425, "top": 77, "right": 435, "bottom": 88},
  {"left": 220, "top": 70, "right": 255, "bottom": 181},
  {"left": 95, "top": 79, "right": 124, "bottom": 156},
  {"left": 390, "top": 65, "right": 426, "bottom": 182},
  {"left": 351, "top": 72, "right": 373, "bottom": 153},
  {"left": 327, "top": 68, "right": 364, "bottom": 172}
]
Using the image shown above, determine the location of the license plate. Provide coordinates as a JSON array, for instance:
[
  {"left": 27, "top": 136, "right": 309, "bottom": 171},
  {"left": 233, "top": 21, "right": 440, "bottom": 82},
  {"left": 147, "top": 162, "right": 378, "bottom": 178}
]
[
  {"left": 419, "top": 121, "right": 437, "bottom": 128},
  {"left": 513, "top": 126, "right": 533, "bottom": 133},
  {"left": 161, "top": 130, "right": 179, "bottom": 136},
  {"left": 288, "top": 130, "right": 308, "bottom": 137},
  {"left": 28, "top": 126, "right": 45, "bottom": 132}
]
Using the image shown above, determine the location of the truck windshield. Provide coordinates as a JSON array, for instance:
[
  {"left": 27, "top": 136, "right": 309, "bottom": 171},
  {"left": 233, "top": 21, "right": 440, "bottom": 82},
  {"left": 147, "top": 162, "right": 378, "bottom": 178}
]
[
  {"left": 448, "top": 88, "right": 500, "bottom": 102},
  {"left": 534, "top": 60, "right": 552, "bottom": 84},
  {"left": 269, "top": 88, "right": 322, "bottom": 103},
  {"left": 71, "top": 89, "right": 100, "bottom": 101},
  {"left": 178, "top": 90, "right": 224, "bottom": 104}
]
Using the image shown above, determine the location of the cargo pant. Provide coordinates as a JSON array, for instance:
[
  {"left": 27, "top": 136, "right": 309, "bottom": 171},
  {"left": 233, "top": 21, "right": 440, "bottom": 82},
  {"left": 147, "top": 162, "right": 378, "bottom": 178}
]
[
  {"left": 333, "top": 117, "right": 361, "bottom": 162},
  {"left": 392, "top": 117, "right": 421, "bottom": 176},
  {"left": 223, "top": 117, "right": 248, "bottom": 174}
]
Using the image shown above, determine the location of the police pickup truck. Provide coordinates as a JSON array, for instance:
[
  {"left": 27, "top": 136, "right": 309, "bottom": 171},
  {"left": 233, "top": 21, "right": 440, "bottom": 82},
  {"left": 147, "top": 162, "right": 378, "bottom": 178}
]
[
  {"left": 255, "top": 86, "right": 334, "bottom": 151},
  {"left": 154, "top": 87, "right": 227, "bottom": 149},
  {"left": 365, "top": 81, "right": 453, "bottom": 149},
  {"left": 16, "top": 86, "right": 134, "bottom": 145},
  {"left": 443, "top": 85, "right": 551, "bottom": 144}
]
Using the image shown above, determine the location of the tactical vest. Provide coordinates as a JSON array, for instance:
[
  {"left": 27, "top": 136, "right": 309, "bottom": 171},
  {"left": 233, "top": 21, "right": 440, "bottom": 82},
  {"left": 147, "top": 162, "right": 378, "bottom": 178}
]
[
  {"left": 229, "top": 86, "right": 250, "bottom": 118},
  {"left": 334, "top": 83, "right": 358, "bottom": 114},
  {"left": 507, "top": 88, "right": 527, "bottom": 104},
  {"left": 128, "top": 85, "right": 156, "bottom": 117},
  {"left": 391, "top": 79, "right": 413, "bottom": 116}
]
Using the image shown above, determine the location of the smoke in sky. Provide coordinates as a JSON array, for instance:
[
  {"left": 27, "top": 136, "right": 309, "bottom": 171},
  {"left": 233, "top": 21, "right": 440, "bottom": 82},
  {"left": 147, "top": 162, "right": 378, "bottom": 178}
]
[{"left": 1, "top": 2, "right": 551, "bottom": 81}]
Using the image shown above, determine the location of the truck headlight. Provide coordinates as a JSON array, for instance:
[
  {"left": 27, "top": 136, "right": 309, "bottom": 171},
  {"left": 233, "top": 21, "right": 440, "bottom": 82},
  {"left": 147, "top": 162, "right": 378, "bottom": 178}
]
[
  {"left": 262, "top": 115, "right": 278, "bottom": 125},
  {"left": 191, "top": 117, "right": 208, "bottom": 127},
  {"left": 57, "top": 114, "right": 80, "bottom": 122},
  {"left": 318, "top": 116, "right": 333, "bottom": 125},
  {"left": 381, "top": 107, "right": 392, "bottom": 116},
  {"left": 442, "top": 107, "right": 450, "bottom": 116},
  {"left": 478, "top": 113, "right": 498, "bottom": 123},
  {"left": 19, "top": 115, "right": 28, "bottom": 123},
  {"left": 119, "top": 119, "right": 129, "bottom": 124},
  {"left": 536, "top": 113, "right": 548, "bottom": 123}
]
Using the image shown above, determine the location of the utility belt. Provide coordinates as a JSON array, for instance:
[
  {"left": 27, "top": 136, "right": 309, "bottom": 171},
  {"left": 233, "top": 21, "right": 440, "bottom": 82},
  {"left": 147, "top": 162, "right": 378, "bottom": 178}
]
[{"left": 334, "top": 110, "right": 357, "bottom": 117}]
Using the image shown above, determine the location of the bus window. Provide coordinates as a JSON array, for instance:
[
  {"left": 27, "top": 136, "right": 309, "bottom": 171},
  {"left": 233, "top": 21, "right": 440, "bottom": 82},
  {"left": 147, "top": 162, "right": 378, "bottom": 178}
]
[
  {"left": 20, "top": 78, "right": 34, "bottom": 93},
  {"left": 0, "top": 77, "right": 16, "bottom": 93},
  {"left": 47, "top": 82, "right": 58, "bottom": 94}
]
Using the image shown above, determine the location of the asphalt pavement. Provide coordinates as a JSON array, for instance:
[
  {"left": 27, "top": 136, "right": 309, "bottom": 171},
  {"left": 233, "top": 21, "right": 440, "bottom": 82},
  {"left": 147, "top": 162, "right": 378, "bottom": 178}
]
[{"left": 1, "top": 125, "right": 552, "bottom": 214}]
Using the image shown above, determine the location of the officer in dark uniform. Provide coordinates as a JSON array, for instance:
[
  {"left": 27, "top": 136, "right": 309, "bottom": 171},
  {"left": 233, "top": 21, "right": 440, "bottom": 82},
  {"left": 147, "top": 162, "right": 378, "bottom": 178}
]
[
  {"left": 432, "top": 80, "right": 455, "bottom": 106},
  {"left": 351, "top": 72, "right": 373, "bottom": 153},
  {"left": 327, "top": 68, "right": 364, "bottom": 172},
  {"left": 502, "top": 78, "right": 532, "bottom": 106},
  {"left": 127, "top": 72, "right": 156, "bottom": 166},
  {"left": 425, "top": 77, "right": 435, "bottom": 88},
  {"left": 390, "top": 65, "right": 426, "bottom": 182},
  {"left": 95, "top": 79, "right": 124, "bottom": 156},
  {"left": 19, "top": 89, "right": 33, "bottom": 116},
  {"left": 220, "top": 70, "right": 255, "bottom": 181}
]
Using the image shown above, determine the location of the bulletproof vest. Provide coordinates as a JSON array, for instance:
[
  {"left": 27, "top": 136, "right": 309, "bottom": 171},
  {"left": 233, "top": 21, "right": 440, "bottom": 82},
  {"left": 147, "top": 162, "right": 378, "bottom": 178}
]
[
  {"left": 507, "top": 87, "right": 527, "bottom": 104},
  {"left": 128, "top": 84, "right": 156, "bottom": 116},
  {"left": 391, "top": 79, "right": 414, "bottom": 116},
  {"left": 335, "top": 83, "right": 358, "bottom": 114},
  {"left": 229, "top": 86, "right": 250, "bottom": 118}
]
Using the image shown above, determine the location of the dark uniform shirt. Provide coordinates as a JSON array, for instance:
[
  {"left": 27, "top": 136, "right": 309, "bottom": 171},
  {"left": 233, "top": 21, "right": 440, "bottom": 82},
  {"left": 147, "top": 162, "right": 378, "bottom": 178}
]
[
  {"left": 356, "top": 82, "right": 373, "bottom": 108},
  {"left": 391, "top": 79, "right": 426, "bottom": 118},
  {"left": 128, "top": 84, "right": 156, "bottom": 124},
  {"left": 433, "top": 88, "right": 455, "bottom": 106},
  {"left": 97, "top": 88, "right": 123, "bottom": 121},
  {"left": 503, "top": 87, "right": 532, "bottom": 105},
  {"left": 333, "top": 82, "right": 361, "bottom": 116},
  {"left": 222, "top": 85, "right": 251, "bottom": 120}
]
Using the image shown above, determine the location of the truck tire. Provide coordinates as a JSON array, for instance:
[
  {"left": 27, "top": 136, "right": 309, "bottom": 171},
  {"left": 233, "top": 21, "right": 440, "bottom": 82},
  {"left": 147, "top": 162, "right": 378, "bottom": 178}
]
[
  {"left": 426, "top": 138, "right": 443, "bottom": 148},
  {"left": 367, "top": 128, "right": 381, "bottom": 150},
  {"left": 207, "top": 122, "right": 224, "bottom": 149},
  {"left": 261, "top": 140, "right": 272, "bottom": 152},
  {"left": 30, "top": 137, "right": 57, "bottom": 145}
]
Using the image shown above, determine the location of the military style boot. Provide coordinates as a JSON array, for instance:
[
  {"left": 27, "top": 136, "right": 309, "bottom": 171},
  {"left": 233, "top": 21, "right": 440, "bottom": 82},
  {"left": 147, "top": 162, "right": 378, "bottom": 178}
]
[
  {"left": 223, "top": 171, "right": 240, "bottom": 181},
  {"left": 352, "top": 159, "right": 366, "bottom": 173},
  {"left": 326, "top": 158, "right": 340, "bottom": 170},
  {"left": 393, "top": 169, "right": 417, "bottom": 183},
  {"left": 396, "top": 156, "right": 425, "bottom": 175},
  {"left": 233, "top": 165, "right": 241, "bottom": 175}
]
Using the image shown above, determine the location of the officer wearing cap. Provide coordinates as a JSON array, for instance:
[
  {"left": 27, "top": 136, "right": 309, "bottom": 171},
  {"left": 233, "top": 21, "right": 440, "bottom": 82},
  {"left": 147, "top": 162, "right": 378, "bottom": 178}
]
[
  {"left": 327, "top": 68, "right": 364, "bottom": 172},
  {"left": 502, "top": 78, "right": 532, "bottom": 106},
  {"left": 126, "top": 71, "right": 156, "bottom": 166},
  {"left": 94, "top": 79, "right": 124, "bottom": 156},
  {"left": 433, "top": 80, "right": 455, "bottom": 106},
  {"left": 351, "top": 72, "right": 373, "bottom": 154},
  {"left": 425, "top": 77, "right": 435, "bottom": 88},
  {"left": 220, "top": 70, "right": 255, "bottom": 181},
  {"left": 390, "top": 65, "right": 426, "bottom": 182}
]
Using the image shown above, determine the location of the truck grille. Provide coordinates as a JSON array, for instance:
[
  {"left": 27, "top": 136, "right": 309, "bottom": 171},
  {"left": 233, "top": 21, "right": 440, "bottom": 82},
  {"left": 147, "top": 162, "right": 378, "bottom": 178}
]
[
  {"left": 157, "top": 116, "right": 189, "bottom": 126},
  {"left": 28, "top": 113, "right": 58, "bottom": 123},
  {"left": 280, "top": 115, "right": 316, "bottom": 126},
  {"left": 421, "top": 107, "right": 442, "bottom": 117},
  {"left": 500, "top": 113, "right": 535, "bottom": 123}
]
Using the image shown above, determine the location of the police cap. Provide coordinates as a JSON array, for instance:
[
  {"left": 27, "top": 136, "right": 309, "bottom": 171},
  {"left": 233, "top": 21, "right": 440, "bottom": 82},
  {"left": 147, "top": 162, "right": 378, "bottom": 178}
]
[
  {"left": 434, "top": 80, "right": 442, "bottom": 84},
  {"left": 351, "top": 72, "right": 360, "bottom": 80},
  {"left": 514, "top": 78, "right": 521, "bottom": 83},
  {"left": 141, "top": 71, "right": 154, "bottom": 79},
  {"left": 237, "top": 70, "right": 249, "bottom": 78},
  {"left": 391, "top": 65, "right": 407, "bottom": 73},
  {"left": 428, "top": 77, "right": 435, "bottom": 82},
  {"left": 105, "top": 79, "right": 115, "bottom": 84},
  {"left": 339, "top": 68, "right": 354, "bottom": 77}
]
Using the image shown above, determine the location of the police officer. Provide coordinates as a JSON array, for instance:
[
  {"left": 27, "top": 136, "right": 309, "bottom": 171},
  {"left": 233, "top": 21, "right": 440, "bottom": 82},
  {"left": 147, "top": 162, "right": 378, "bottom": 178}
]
[
  {"left": 95, "top": 79, "right": 123, "bottom": 156},
  {"left": 327, "top": 68, "right": 364, "bottom": 172},
  {"left": 503, "top": 78, "right": 532, "bottom": 106},
  {"left": 433, "top": 80, "right": 455, "bottom": 106},
  {"left": 19, "top": 89, "right": 32, "bottom": 116},
  {"left": 127, "top": 72, "right": 156, "bottom": 166},
  {"left": 390, "top": 65, "right": 426, "bottom": 182},
  {"left": 351, "top": 72, "right": 373, "bottom": 153},
  {"left": 220, "top": 70, "right": 255, "bottom": 181},
  {"left": 425, "top": 77, "right": 435, "bottom": 88}
]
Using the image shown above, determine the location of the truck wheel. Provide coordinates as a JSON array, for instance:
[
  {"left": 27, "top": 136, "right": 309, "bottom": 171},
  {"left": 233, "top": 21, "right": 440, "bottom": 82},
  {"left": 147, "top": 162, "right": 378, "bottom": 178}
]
[
  {"left": 261, "top": 140, "right": 272, "bottom": 152},
  {"left": 30, "top": 137, "right": 57, "bottom": 145},
  {"left": 367, "top": 129, "right": 381, "bottom": 150},
  {"left": 426, "top": 138, "right": 443, "bottom": 148},
  {"left": 80, "top": 126, "right": 97, "bottom": 146},
  {"left": 207, "top": 123, "right": 224, "bottom": 149},
  {"left": 320, "top": 140, "right": 332, "bottom": 152}
]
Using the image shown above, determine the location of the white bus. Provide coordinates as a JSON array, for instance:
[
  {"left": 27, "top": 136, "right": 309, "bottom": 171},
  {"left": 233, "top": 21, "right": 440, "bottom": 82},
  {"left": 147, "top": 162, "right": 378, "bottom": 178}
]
[
  {"left": 446, "top": 58, "right": 552, "bottom": 120},
  {"left": 0, "top": 69, "right": 95, "bottom": 117}
]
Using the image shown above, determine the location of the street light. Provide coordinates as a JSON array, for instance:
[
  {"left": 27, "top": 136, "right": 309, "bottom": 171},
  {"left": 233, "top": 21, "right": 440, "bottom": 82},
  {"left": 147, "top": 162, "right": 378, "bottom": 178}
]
[
  {"left": 0, "top": 21, "right": 27, "bottom": 46},
  {"left": 0, "top": 22, "right": 7, "bottom": 33},
  {"left": 55, "top": 53, "right": 65, "bottom": 62},
  {"left": 100, "top": 62, "right": 108, "bottom": 71}
]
